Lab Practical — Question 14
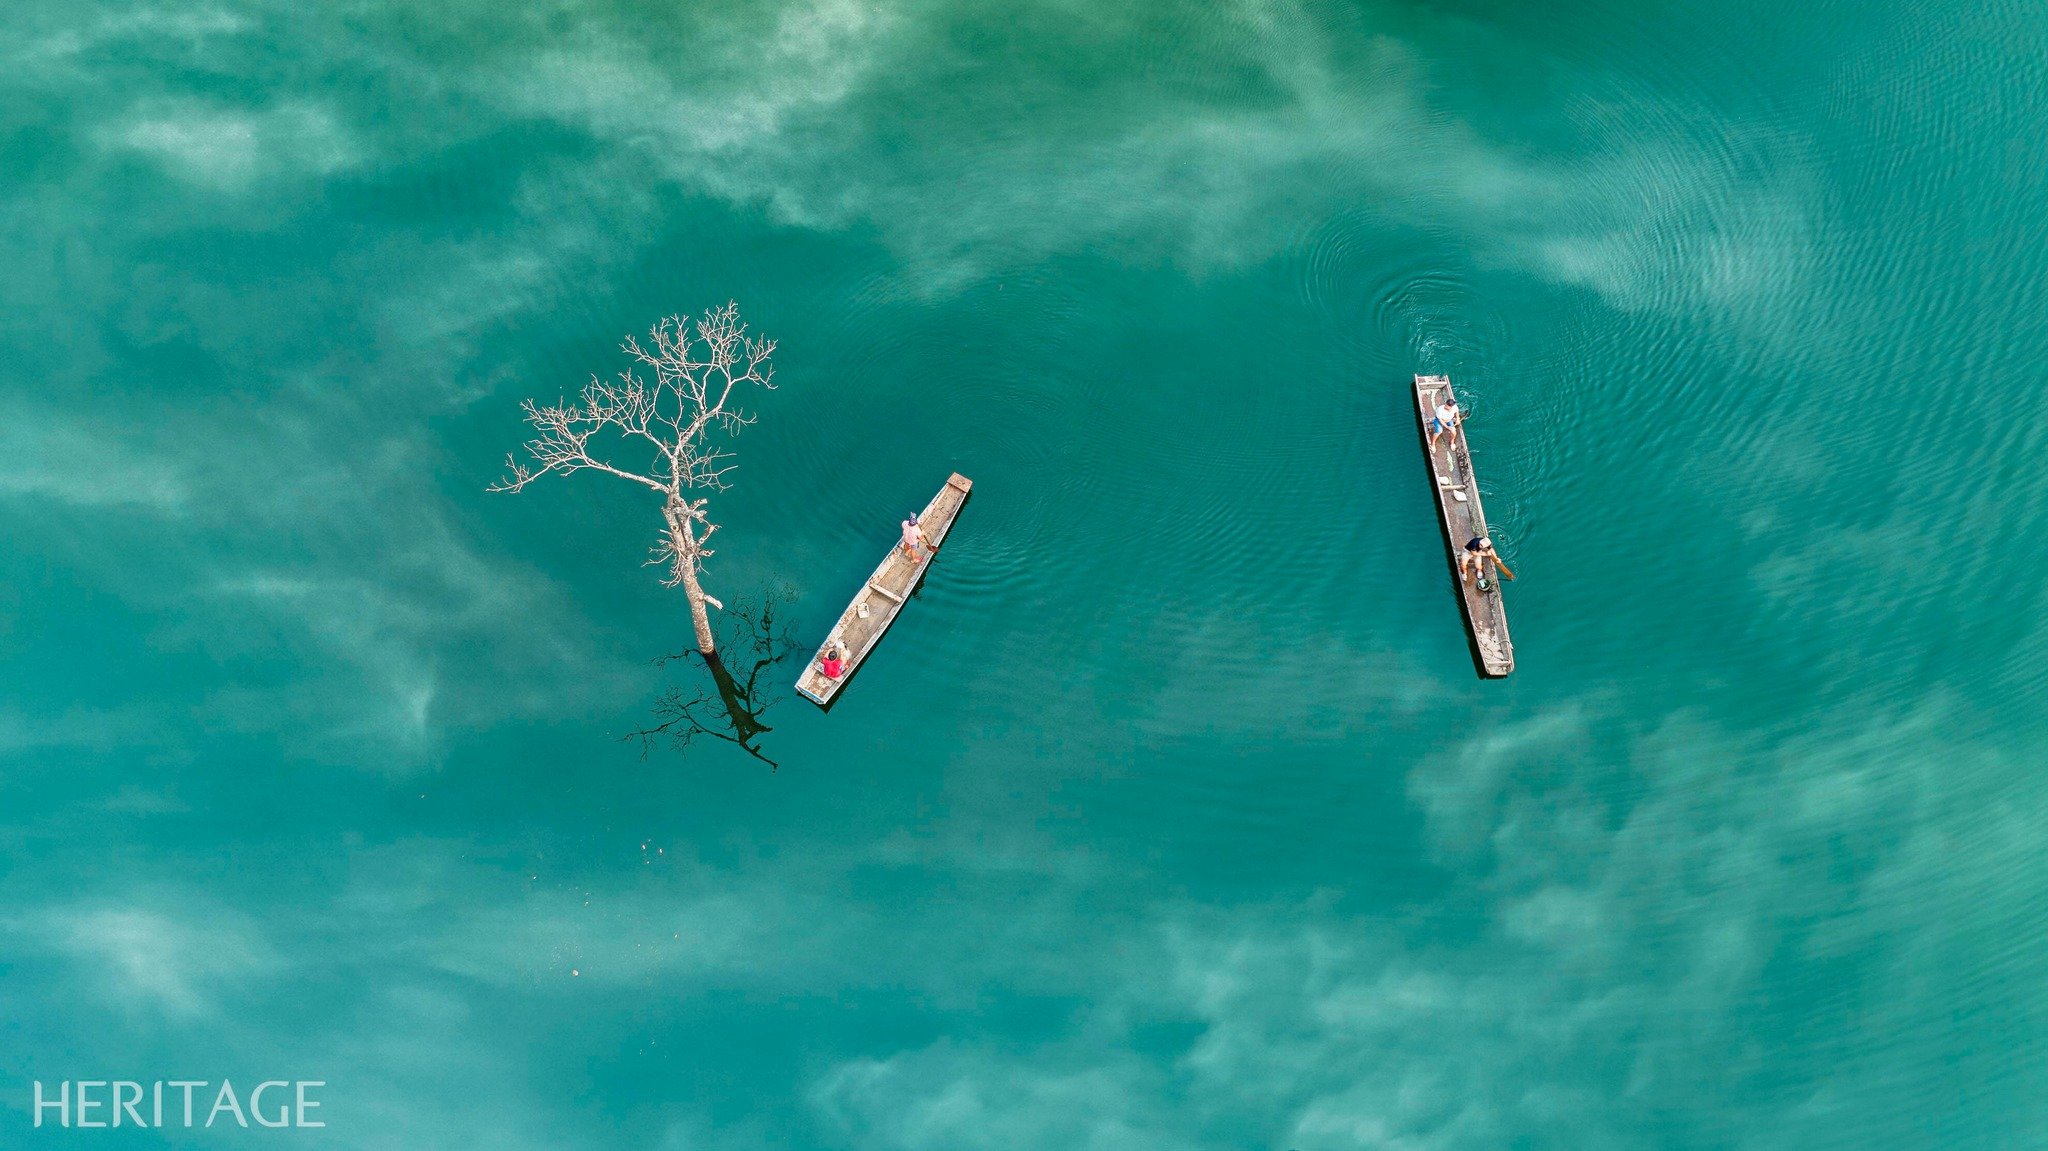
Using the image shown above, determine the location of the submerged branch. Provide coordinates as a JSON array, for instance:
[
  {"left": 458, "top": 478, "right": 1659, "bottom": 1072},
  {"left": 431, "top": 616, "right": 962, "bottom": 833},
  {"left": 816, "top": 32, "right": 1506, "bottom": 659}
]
[{"left": 625, "top": 582, "right": 800, "bottom": 769}]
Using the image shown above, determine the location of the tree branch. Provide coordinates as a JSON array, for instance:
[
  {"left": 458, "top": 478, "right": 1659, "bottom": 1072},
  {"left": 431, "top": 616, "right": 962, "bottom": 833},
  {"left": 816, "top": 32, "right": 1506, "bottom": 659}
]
[{"left": 493, "top": 304, "right": 777, "bottom": 607}]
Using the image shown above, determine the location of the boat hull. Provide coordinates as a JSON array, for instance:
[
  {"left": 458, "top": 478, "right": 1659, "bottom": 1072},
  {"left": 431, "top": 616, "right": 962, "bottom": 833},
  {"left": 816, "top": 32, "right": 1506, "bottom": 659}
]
[
  {"left": 1414, "top": 375, "right": 1514, "bottom": 678},
  {"left": 796, "top": 473, "right": 974, "bottom": 707}
]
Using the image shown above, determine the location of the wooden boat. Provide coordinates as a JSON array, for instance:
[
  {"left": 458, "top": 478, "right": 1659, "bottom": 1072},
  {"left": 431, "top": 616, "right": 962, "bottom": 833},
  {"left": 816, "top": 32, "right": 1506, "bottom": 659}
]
[
  {"left": 796, "top": 473, "right": 974, "bottom": 706},
  {"left": 1414, "top": 375, "right": 1514, "bottom": 677}
]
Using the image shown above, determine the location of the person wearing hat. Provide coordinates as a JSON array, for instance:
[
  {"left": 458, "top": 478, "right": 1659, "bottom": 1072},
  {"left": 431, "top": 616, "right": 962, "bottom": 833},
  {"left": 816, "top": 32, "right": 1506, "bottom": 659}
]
[
  {"left": 1459, "top": 535, "right": 1514, "bottom": 585},
  {"left": 900, "top": 513, "right": 931, "bottom": 563}
]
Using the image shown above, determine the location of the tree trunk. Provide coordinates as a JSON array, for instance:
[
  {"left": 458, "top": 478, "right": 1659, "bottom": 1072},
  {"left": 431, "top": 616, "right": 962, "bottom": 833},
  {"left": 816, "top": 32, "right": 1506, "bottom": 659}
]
[
  {"left": 664, "top": 505, "right": 718, "bottom": 656},
  {"left": 679, "top": 562, "right": 717, "bottom": 655}
]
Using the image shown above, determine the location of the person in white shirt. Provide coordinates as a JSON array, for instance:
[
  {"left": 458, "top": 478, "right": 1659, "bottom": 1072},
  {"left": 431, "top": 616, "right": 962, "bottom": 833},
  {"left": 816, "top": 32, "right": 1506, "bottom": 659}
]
[{"left": 1429, "top": 395, "right": 1463, "bottom": 452}]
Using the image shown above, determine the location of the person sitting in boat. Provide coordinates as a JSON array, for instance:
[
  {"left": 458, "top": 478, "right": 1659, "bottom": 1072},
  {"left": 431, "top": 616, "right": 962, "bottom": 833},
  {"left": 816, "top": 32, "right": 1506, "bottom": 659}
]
[
  {"left": 900, "top": 514, "right": 930, "bottom": 563},
  {"left": 1459, "top": 535, "right": 1515, "bottom": 584},
  {"left": 820, "top": 642, "right": 846, "bottom": 679},
  {"left": 1429, "top": 395, "right": 1464, "bottom": 452}
]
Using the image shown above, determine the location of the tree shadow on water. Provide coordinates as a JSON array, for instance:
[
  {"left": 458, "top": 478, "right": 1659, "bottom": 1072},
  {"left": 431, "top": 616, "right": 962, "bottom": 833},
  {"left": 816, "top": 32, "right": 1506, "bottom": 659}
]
[{"left": 627, "top": 583, "right": 800, "bottom": 769}]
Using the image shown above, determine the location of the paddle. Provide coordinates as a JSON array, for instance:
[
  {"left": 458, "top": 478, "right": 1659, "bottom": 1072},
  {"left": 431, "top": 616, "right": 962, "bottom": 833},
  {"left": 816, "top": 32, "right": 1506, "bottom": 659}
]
[{"left": 1493, "top": 557, "right": 1516, "bottom": 581}]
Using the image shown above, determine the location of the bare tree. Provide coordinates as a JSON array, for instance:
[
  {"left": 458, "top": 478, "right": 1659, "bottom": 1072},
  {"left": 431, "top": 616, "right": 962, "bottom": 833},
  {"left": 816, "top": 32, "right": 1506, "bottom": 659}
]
[{"left": 493, "top": 302, "right": 775, "bottom": 655}]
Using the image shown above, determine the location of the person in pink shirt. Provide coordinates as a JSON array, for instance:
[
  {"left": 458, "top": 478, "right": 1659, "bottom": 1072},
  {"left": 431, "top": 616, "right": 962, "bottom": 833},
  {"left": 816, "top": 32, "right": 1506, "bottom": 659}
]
[
  {"left": 820, "top": 642, "right": 846, "bottom": 679},
  {"left": 900, "top": 514, "right": 930, "bottom": 562}
]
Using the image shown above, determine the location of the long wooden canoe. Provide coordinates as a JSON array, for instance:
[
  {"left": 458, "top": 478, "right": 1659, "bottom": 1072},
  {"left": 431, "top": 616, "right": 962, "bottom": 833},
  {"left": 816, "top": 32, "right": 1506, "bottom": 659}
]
[
  {"left": 796, "top": 473, "right": 973, "bottom": 706},
  {"left": 1414, "top": 375, "right": 1514, "bottom": 677}
]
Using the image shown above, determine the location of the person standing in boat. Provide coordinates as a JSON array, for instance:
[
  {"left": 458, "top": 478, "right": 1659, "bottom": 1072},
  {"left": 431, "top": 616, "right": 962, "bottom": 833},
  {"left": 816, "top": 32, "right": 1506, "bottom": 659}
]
[
  {"left": 1429, "top": 393, "right": 1465, "bottom": 453},
  {"left": 1459, "top": 535, "right": 1515, "bottom": 585},
  {"left": 900, "top": 513, "right": 931, "bottom": 563}
]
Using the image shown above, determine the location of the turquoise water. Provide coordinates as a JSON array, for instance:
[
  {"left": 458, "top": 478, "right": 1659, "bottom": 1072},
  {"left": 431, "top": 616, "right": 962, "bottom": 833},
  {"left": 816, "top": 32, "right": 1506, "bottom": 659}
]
[{"left": 4, "top": 0, "right": 2046, "bottom": 1146}]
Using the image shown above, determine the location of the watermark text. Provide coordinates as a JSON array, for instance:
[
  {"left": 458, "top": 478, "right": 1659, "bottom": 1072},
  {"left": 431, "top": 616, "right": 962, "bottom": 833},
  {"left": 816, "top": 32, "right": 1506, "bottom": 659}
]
[{"left": 32, "top": 1081, "right": 324, "bottom": 1129}]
